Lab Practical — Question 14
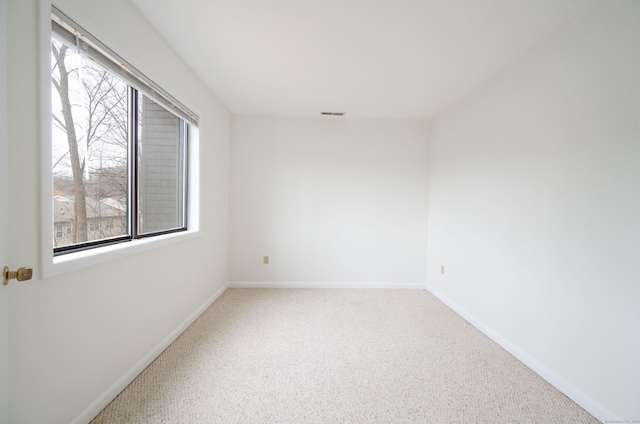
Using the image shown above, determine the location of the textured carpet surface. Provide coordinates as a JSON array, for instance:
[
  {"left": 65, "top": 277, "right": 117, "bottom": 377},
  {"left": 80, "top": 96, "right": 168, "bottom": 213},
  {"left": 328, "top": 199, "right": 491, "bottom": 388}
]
[{"left": 91, "top": 289, "right": 597, "bottom": 423}]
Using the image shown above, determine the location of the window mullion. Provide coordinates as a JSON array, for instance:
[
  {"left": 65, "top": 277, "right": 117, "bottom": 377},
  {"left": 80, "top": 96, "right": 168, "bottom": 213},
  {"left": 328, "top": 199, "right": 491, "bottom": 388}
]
[{"left": 129, "top": 87, "right": 139, "bottom": 239}]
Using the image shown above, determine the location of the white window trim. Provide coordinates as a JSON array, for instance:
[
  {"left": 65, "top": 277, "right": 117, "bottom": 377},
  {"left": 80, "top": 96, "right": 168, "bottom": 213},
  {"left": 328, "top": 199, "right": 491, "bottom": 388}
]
[{"left": 39, "top": 2, "right": 200, "bottom": 279}]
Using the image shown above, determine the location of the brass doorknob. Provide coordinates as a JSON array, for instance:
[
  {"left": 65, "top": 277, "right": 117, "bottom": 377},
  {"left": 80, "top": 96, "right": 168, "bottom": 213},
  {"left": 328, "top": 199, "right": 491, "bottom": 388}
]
[{"left": 2, "top": 266, "right": 33, "bottom": 286}]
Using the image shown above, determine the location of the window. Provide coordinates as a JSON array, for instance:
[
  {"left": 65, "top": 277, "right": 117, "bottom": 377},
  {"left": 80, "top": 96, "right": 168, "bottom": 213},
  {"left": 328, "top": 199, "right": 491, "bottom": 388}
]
[{"left": 51, "top": 7, "right": 197, "bottom": 256}]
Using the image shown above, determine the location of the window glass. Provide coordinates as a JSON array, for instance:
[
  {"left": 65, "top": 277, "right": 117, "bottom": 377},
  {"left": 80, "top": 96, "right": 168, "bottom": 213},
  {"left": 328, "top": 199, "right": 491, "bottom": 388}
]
[
  {"left": 137, "top": 94, "right": 186, "bottom": 235},
  {"left": 51, "top": 39, "right": 128, "bottom": 248}
]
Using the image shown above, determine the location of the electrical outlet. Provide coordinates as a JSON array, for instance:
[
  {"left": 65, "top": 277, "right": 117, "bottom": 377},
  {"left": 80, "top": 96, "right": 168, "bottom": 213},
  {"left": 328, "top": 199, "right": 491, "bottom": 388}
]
[{"left": 263, "top": 256, "right": 270, "bottom": 265}]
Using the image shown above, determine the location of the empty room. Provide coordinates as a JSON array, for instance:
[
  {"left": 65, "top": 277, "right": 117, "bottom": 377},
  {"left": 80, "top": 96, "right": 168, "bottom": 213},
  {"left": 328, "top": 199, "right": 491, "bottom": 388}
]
[{"left": 1, "top": 0, "right": 638, "bottom": 423}]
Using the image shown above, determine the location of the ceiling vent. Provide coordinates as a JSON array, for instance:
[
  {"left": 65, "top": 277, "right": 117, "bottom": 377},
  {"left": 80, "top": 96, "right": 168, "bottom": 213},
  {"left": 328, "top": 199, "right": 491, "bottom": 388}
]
[{"left": 321, "top": 112, "right": 345, "bottom": 116}]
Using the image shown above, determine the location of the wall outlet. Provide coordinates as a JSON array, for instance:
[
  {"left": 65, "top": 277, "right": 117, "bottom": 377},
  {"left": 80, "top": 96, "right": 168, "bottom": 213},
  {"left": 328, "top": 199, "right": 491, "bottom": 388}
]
[
  {"left": 263, "top": 256, "right": 270, "bottom": 265},
  {"left": 440, "top": 264, "right": 445, "bottom": 275}
]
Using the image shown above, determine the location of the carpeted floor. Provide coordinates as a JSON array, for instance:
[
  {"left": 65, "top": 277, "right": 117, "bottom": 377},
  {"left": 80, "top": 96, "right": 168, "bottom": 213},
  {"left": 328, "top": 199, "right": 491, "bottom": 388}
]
[{"left": 90, "top": 288, "right": 597, "bottom": 423}]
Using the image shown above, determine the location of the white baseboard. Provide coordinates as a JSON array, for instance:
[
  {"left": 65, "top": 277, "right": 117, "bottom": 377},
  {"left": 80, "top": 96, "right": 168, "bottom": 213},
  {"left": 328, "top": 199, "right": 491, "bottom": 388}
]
[
  {"left": 425, "top": 284, "right": 616, "bottom": 424},
  {"left": 228, "top": 281, "right": 427, "bottom": 289},
  {"left": 71, "top": 282, "right": 229, "bottom": 424}
]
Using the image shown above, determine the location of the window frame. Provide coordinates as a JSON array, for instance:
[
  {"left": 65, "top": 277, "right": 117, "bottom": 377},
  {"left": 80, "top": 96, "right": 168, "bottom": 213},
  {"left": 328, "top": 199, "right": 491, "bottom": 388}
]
[
  {"left": 132, "top": 93, "right": 190, "bottom": 240},
  {"left": 40, "top": 4, "right": 200, "bottom": 278},
  {"left": 50, "top": 78, "right": 190, "bottom": 256}
]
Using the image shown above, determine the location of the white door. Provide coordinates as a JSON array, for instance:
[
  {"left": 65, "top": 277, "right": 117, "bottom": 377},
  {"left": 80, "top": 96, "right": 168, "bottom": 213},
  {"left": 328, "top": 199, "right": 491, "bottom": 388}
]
[
  {"left": 1, "top": 0, "right": 10, "bottom": 421},
  {"left": 0, "top": 146, "right": 8, "bottom": 424}
]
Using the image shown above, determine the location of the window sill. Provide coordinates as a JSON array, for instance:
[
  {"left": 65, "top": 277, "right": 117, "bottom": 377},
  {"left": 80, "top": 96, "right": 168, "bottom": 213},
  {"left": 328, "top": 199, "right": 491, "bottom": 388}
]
[{"left": 43, "top": 229, "right": 199, "bottom": 279}]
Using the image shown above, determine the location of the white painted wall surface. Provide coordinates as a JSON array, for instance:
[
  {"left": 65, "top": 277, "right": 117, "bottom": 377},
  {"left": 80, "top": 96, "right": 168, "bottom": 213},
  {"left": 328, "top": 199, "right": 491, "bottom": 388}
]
[
  {"left": 230, "top": 116, "right": 429, "bottom": 286},
  {"left": 6, "top": 0, "right": 229, "bottom": 423},
  {"left": 427, "top": 0, "right": 640, "bottom": 420}
]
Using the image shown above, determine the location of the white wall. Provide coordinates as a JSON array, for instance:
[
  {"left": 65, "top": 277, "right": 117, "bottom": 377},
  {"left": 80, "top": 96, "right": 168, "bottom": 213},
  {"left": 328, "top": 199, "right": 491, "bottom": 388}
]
[
  {"left": 230, "top": 116, "right": 429, "bottom": 286},
  {"left": 6, "top": 0, "right": 229, "bottom": 423},
  {"left": 427, "top": 0, "right": 640, "bottom": 420}
]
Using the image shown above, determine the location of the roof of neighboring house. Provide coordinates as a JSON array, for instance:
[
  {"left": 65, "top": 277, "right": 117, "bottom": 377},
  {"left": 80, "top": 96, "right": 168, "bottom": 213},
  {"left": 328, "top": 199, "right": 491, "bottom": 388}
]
[{"left": 54, "top": 196, "right": 126, "bottom": 223}]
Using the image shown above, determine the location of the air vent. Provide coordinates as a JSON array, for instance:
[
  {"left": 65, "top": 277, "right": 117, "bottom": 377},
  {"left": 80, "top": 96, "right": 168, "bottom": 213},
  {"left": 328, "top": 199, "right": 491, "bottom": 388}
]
[{"left": 320, "top": 112, "right": 345, "bottom": 116}]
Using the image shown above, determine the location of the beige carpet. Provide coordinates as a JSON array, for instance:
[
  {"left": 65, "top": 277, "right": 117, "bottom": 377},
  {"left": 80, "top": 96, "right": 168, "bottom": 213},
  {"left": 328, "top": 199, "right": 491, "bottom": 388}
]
[{"left": 91, "top": 289, "right": 597, "bottom": 423}]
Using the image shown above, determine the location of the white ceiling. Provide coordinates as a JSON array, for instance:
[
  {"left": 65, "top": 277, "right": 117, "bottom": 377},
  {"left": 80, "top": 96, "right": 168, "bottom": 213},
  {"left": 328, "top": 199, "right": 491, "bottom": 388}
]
[{"left": 130, "top": 0, "right": 596, "bottom": 119}]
